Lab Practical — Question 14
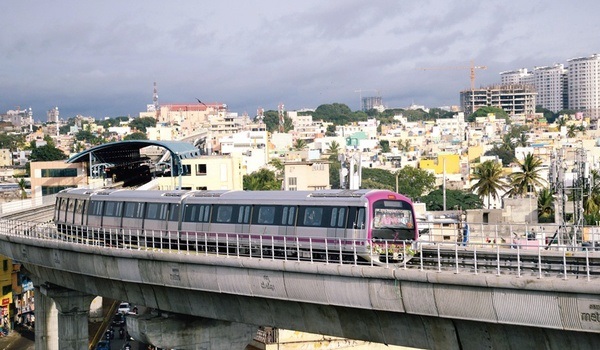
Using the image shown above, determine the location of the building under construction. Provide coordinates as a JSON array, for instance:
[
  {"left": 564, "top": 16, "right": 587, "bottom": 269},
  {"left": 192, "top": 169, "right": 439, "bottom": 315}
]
[{"left": 460, "top": 84, "right": 537, "bottom": 117}]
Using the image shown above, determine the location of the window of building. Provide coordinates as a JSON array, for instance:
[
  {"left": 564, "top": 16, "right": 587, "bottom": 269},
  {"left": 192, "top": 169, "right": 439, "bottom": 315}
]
[
  {"left": 42, "top": 186, "right": 73, "bottom": 196},
  {"left": 181, "top": 165, "right": 191, "bottom": 176},
  {"left": 41, "top": 168, "right": 78, "bottom": 177},
  {"left": 288, "top": 177, "right": 297, "bottom": 186},
  {"left": 196, "top": 164, "right": 207, "bottom": 175}
]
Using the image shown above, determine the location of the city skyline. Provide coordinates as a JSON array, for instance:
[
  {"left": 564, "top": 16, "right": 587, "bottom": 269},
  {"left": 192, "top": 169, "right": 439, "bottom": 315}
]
[{"left": 1, "top": 1, "right": 599, "bottom": 120}]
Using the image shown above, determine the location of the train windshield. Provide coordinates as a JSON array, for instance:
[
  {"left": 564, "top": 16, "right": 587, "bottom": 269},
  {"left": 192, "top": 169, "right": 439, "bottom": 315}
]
[
  {"left": 373, "top": 207, "right": 413, "bottom": 229},
  {"left": 371, "top": 199, "right": 415, "bottom": 241}
]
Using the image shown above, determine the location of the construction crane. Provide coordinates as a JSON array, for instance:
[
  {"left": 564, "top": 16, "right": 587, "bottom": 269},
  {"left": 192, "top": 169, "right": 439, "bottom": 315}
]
[{"left": 417, "top": 60, "right": 487, "bottom": 90}]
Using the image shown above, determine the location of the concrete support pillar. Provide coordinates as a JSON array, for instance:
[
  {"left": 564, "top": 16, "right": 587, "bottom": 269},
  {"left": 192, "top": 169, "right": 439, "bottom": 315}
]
[
  {"left": 38, "top": 283, "right": 96, "bottom": 350},
  {"left": 33, "top": 284, "right": 57, "bottom": 350}
]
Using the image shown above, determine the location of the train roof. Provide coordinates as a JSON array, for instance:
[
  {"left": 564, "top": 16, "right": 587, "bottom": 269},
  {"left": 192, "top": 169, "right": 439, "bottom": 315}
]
[{"left": 57, "top": 188, "right": 412, "bottom": 203}]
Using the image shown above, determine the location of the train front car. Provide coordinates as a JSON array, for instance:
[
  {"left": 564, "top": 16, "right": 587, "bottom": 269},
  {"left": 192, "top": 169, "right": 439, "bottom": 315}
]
[{"left": 364, "top": 190, "right": 417, "bottom": 264}]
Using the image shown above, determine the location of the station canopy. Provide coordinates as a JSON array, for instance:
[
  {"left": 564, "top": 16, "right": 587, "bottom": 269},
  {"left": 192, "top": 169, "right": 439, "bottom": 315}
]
[{"left": 67, "top": 140, "right": 201, "bottom": 177}]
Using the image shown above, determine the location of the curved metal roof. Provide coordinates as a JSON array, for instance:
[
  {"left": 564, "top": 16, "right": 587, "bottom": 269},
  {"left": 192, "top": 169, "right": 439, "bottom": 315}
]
[{"left": 66, "top": 140, "right": 201, "bottom": 163}]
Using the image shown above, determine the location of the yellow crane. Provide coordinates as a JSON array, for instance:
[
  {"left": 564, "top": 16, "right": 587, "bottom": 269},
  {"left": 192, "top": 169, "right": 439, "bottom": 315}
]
[{"left": 417, "top": 60, "right": 487, "bottom": 90}]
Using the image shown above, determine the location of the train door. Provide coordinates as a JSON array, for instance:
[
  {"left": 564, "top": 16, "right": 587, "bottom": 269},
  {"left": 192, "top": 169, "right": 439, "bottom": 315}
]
[
  {"left": 235, "top": 205, "right": 251, "bottom": 236},
  {"left": 167, "top": 203, "right": 180, "bottom": 232},
  {"left": 328, "top": 207, "right": 349, "bottom": 240},
  {"left": 73, "top": 199, "right": 85, "bottom": 226},
  {"left": 278, "top": 205, "right": 296, "bottom": 237},
  {"left": 122, "top": 202, "right": 145, "bottom": 235},
  {"left": 347, "top": 206, "right": 367, "bottom": 240}
]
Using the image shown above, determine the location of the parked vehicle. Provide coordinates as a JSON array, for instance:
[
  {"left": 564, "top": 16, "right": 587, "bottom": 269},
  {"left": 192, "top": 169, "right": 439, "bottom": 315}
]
[{"left": 117, "top": 302, "right": 131, "bottom": 314}]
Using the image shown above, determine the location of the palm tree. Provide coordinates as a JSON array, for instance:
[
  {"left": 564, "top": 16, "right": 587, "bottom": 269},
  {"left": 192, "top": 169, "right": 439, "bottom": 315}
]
[
  {"left": 537, "top": 188, "right": 555, "bottom": 223},
  {"left": 292, "top": 139, "right": 308, "bottom": 151},
  {"left": 326, "top": 140, "right": 340, "bottom": 156},
  {"left": 399, "top": 139, "right": 411, "bottom": 152},
  {"left": 18, "top": 178, "right": 27, "bottom": 199},
  {"left": 584, "top": 169, "right": 600, "bottom": 224},
  {"left": 470, "top": 160, "right": 507, "bottom": 209},
  {"left": 505, "top": 153, "right": 545, "bottom": 198},
  {"left": 567, "top": 124, "right": 577, "bottom": 138}
]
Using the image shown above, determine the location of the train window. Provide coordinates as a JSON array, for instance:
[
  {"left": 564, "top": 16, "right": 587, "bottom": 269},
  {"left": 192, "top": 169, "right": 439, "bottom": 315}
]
[
  {"left": 168, "top": 204, "right": 180, "bottom": 221},
  {"left": 303, "top": 207, "right": 323, "bottom": 227},
  {"left": 215, "top": 205, "right": 233, "bottom": 223},
  {"left": 288, "top": 207, "right": 296, "bottom": 225},
  {"left": 330, "top": 207, "right": 347, "bottom": 228},
  {"left": 104, "top": 201, "right": 123, "bottom": 217},
  {"left": 89, "top": 200, "right": 103, "bottom": 216},
  {"left": 337, "top": 208, "right": 346, "bottom": 227},
  {"left": 59, "top": 198, "right": 68, "bottom": 211},
  {"left": 237, "top": 205, "right": 250, "bottom": 224},
  {"left": 146, "top": 203, "right": 168, "bottom": 220},
  {"left": 124, "top": 202, "right": 145, "bottom": 218},
  {"left": 67, "top": 199, "right": 75, "bottom": 212},
  {"left": 183, "top": 204, "right": 210, "bottom": 222},
  {"left": 256, "top": 206, "right": 275, "bottom": 224},
  {"left": 199, "top": 205, "right": 210, "bottom": 222},
  {"left": 75, "top": 200, "right": 84, "bottom": 214},
  {"left": 357, "top": 208, "right": 365, "bottom": 228}
]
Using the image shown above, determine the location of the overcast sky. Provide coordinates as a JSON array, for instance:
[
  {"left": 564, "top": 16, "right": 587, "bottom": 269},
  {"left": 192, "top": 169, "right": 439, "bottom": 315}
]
[{"left": 1, "top": 1, "right": 598, "bottom": 121}]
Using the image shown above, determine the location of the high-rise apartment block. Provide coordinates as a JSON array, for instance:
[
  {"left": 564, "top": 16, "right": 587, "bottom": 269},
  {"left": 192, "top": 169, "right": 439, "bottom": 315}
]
[
  {"left": 500, "top": 65, "right": 567, "bottom": 113},
  {"left": 497, "top": 53, "right": 600, "bottom": 118},
  {"left": 533, "top": 64, "right": 568, "bottom": 113},
  {"left": 567, "top": 54, "right": 600, "bottom": 119}
]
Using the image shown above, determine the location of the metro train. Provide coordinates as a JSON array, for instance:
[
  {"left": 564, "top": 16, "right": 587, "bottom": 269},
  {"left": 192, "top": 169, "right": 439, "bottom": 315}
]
[{"left": 54, "top": 188, "right": 418, "bottom": 264}]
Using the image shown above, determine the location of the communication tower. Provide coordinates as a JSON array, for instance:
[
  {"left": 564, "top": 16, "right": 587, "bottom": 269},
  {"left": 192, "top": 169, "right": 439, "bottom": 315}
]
[
  {"left": 278, "top": 103, "right": 285, "bottom": 133},
  {"left": 153, "top": 82, "right": 160, "bottom": 119}
]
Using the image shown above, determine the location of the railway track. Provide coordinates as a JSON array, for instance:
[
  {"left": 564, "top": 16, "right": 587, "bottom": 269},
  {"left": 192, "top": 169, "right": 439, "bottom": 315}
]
[
  {"left": 0, "top": 204, "right": 55, "bottom": 222},
  {"left": 407, "top": 245, "right": 600, "bottom": 279}
]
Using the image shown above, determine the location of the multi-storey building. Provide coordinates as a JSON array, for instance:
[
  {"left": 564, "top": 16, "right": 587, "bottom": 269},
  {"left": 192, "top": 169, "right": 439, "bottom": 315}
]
[
  {"left": 500, "top": 68, "right": 532, "bottom": 85},
  {"left": 533, "top": 64, "right": 568, "bottom": 113},
  {"left": 460, "top": 84, "right": 537, "bottom": 117},
  {"left": 567, "top": 54, "right": 600, "bottom": 120}
]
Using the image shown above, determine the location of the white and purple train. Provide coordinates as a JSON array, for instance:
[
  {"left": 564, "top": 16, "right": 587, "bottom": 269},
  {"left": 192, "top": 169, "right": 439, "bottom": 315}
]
[{"left": 54, "top": 188, "right": 418, "bottom": 263}]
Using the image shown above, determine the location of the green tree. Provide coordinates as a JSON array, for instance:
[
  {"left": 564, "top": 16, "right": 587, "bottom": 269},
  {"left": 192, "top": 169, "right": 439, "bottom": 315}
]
[
  {"left": 379, "top": 140, "right": 390, "bottom": 153},
  {"left": 0, "top": 133, "right": 25, "bottom": 151},
  {"left": 29, "top": 144, "right": 67, "bottom": 162},
  {"left": 325, "top": 125, "right": 337, "bottom": 137},
  {"left": 326, "top": 140, "right": 341, "bottom": 156},
  {"left": 470, "top": 160, "right": 507, "bottom": 208},
  {"left": 468, "top": 106, "right": 509, "bottom": 122},
  {"left": 537, "top": 188, "right": 555, "bottom": 223},
  {"left": 262, "top": 110, "right": 293, "bottom": 133},
  {"left": 123, "top": 132, "right": 148, "bottom": 140},
  {"left": 485, "top": 146, "right": 515, "bottom": 167},
  {"left": 129, "top": 117, "right": 156, "bottom": 133},
  {"left": 420, "top": 188, "right": 483, "bottom": 211},
  {"left": 18, "top": 178, "right": 28, "bottom": 199},
  {"left": 505, "top": 153, "right": 545, "bottom": 198},
  {"left": 243, "top": 168, "right": 281, "bottom": 190},
  {"left": 567, "top": 124, "right": 577, "bottom": 138},
  {"left": 397, "top": 139, "right": 411, "bottom": 152},
  {"left": 584, "top": 170, "right": 600, "bottom": 225},
  {"left": 360, "top": 167, "right": 435, "bottom": 201},
  {"left": 394, "top": 166, "right": 436, "bottom": 201},
  {"left": 292, "top": 139, "right": 308, "bottom": 151}
]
